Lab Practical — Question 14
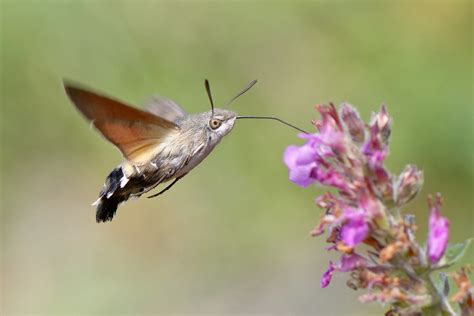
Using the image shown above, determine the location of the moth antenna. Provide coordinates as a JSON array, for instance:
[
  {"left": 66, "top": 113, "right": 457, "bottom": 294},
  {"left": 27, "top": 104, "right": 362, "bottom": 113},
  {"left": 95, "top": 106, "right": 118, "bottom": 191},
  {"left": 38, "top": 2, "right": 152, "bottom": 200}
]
[
  {"left": 204, "top": 79, "right": 214, "bottom": 116},
  {"left": 226, "top": 79, "right": 258, "bottom": 107},
  {"left": 236, "top": 115, "right": 309, "bottom": 134}
]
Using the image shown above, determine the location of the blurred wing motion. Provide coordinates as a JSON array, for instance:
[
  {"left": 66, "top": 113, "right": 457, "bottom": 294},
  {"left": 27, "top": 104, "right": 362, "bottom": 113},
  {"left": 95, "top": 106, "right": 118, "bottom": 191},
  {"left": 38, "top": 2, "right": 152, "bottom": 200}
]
[
  {"left": 145, "top": 96, "right": 187, "bottom": 123},
  {"left": 64, "top": 81, "right": 179, "bottom": 164}
]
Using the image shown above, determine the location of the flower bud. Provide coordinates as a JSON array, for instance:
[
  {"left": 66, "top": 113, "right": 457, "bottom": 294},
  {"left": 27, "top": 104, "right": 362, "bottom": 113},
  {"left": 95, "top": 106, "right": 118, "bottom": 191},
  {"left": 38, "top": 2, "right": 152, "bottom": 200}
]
[
  {"left": 341, "top": 103, "right": 365, "bottom": 143},
  {"left": 369, "top": 105, "right": 392, "bottom": 146},
  {"left": 427, "top": 194, "right": 449, "bottom": 264},
  {"left": 395, "top": 165, "right": 423, "bottom": 206}
]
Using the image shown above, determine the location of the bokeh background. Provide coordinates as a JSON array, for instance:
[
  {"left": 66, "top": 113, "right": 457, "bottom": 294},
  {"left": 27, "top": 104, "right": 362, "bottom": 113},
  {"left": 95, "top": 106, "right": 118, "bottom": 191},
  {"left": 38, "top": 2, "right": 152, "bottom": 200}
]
[{"left": 1, "top": 1, "right": 472, "bottom": 315}]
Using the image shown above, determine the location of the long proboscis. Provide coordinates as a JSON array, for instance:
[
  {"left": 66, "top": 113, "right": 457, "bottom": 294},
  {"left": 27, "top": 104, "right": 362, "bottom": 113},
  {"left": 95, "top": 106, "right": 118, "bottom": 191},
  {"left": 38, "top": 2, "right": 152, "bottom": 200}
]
[{"left": 236, "top": 116, "right": 309, "bottom": 134}]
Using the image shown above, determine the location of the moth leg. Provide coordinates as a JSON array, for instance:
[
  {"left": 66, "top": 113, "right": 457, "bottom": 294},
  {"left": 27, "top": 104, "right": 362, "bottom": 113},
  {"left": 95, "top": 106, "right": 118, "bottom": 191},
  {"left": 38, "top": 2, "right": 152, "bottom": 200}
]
[{"left": 147, "top": 174, "right": 187, "bottom": 199}]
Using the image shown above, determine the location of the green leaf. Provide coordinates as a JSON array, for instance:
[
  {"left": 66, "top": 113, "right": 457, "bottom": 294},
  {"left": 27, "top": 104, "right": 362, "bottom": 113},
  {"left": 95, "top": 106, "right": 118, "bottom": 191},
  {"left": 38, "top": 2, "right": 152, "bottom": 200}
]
[
  {"left": 433, "top": 272, "right": 449, "bottom": 296},
  {"left": 439, "top": 238, "right": 472, "bottom": 266}
]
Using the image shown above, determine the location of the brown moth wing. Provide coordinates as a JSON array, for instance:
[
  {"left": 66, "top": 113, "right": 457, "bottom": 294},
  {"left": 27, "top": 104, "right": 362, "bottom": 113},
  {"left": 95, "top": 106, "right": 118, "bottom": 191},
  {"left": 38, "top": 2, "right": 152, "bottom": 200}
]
[
  {"left": 64, "top": 82, "right": 179, "bottom": 164},
  {"left": 64, "top": 82, "right": 178, "bottom": 128}
]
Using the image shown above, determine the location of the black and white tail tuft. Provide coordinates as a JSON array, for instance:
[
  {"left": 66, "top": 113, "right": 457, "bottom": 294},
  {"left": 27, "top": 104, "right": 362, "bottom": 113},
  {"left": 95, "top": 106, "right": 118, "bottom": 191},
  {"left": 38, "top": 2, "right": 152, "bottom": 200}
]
[{"left": 94, "top": 167, "right": 125, "bottom": 223}]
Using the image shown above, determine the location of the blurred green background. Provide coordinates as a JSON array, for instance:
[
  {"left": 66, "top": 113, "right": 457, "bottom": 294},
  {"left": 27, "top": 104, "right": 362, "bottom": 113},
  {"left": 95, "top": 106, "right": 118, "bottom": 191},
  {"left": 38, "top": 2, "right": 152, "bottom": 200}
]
[{"left": 1, "top": 1, "right": 472, "bottom": 315}]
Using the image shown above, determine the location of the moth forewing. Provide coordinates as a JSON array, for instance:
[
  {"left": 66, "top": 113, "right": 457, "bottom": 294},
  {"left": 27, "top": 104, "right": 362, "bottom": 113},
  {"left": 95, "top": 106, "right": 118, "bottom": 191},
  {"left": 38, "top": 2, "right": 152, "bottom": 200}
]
[
  {"left": 64, "top": 82, "right": 177, "bottom": 128},
  {"left": 64, "top": 82, "right": 180, "bottom": 165}
]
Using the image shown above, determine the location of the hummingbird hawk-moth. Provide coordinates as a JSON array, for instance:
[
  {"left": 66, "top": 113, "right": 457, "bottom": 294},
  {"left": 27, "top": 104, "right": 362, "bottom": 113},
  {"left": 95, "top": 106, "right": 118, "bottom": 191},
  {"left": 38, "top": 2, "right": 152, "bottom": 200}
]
[{"left": 64, "top": 79, "right": 307, "bottom": 223}]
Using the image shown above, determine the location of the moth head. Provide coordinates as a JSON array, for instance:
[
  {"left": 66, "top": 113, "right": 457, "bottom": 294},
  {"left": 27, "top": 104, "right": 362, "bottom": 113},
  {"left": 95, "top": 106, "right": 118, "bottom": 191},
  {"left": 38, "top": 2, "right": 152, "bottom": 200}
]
[
  {"left": 202, "top": 79, "right": 255, "bottom": 140},
  {"left": 207, "top": 108, "right": 237, "bottom": 137}
]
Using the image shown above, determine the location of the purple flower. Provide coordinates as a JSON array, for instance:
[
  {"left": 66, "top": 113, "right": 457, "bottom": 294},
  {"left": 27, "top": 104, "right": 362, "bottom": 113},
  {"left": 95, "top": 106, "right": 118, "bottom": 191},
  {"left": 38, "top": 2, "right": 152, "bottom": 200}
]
[
  {"left": 427, "top": 194, "right": 449, "bottom": 264},
  {"left": 341, "top": 210, "right": 369, "bottom": 247},
  {"left": 320, "top": 261, "right": 335, "bottom": 288},
  {"left": 283, "top": 103, "right": 471, "bottom": 313},
  {"left": 315, "top": 104, "right": 347, "bottom": 153},
  {"left": 367, "top": 148, "right": 388, "bottom": 169},
  {"left": 319, "top": 129, "right": 346, "bottom": 154},
  {"left": 339, "top": 253, "right": 367, "bottom": 272},
  {"left": 315, "top": 168, "right": 350, "bottom": 192},
  {"left": 283, "top": 143, "right": 318, "bottom": 187},
  {"left": 362, "top": 106, "right": 392, "bottom": 165},
  {"left": 362, "top": 126, "right": 382, "bottom": 156}
]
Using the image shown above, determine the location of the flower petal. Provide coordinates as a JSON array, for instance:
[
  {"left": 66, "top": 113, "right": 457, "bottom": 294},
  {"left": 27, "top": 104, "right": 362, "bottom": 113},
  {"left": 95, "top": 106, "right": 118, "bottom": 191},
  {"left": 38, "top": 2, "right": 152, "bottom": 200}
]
[
  {"left": 341, "top": 216, "right": 369, "bottom": 247},
  {"left": 295, "top": 143, "right": 318, "bottom": 165},
  {"left": 284, "top": 144, "right": 319, "bottom": 187},
  {"left": 283, "top": 145, "right": 300, "bottom": 169},
  {"left": 339, "top": 253, "right": 367, "bottom": 272},
  {"left": 320, "top": 261, "right": 335, "bottom": 288},
  {"left": 289, "top": 164, "right": 317, "bottom": 187}
]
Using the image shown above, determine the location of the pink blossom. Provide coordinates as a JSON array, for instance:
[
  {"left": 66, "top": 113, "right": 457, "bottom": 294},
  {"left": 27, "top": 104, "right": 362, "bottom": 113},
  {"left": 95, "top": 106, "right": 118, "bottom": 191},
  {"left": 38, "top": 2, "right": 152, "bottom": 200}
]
[
  {"left": 315, "top": 168, "right": 350, "bottom": 192},
  {"left": 283, "top": 144, "right": 318, "bottom": 187},
  {"left": 284, "top": 103, "right": 466, "bottom": 314},
  {"left": 320, "top": 261, "right": 335, "bottom": 288},
  {"left": 427, "top": 194, "right": 449, "bottom": 263},
  {"left": 341, "top": 210, "right": 369, "bottom": 247},
  {"left": 362, "top": 106, "right": 391, "bottom": 166},
  {"left": 313, "top": 104, "right": 347, "bottom": 153},
  {"left": 338, "top": 253, "right": 367, "bottom": 272}
]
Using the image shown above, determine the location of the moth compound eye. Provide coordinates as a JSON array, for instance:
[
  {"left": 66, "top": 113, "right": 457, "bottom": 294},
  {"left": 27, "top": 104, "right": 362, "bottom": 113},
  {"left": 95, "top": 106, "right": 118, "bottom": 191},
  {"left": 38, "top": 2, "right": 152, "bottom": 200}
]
[{"left": 209, "top": 119, "right": 222, "bottom": 130}]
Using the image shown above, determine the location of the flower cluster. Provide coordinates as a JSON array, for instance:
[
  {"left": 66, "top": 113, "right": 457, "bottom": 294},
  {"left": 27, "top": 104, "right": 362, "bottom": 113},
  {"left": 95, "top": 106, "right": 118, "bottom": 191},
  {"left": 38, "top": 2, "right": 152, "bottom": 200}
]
[{"left": 284, "top": 103, "right": 473, "bottom": 315}]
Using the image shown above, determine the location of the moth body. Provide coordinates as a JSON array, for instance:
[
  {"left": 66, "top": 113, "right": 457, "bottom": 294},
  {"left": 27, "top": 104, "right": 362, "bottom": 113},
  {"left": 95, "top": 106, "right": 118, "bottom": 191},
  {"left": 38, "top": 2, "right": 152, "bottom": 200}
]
[
  {"left": 95, "top": 109, "right": 237, "bottom": 222},
  {"left": 64, "top": 81, "right": 238, "bottom": 222}
]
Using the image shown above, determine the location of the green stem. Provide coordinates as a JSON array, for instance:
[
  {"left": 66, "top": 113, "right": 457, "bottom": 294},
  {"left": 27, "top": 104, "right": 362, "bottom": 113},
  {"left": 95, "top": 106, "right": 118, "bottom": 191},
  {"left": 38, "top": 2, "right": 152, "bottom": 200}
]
[
  {"left": 424, "top": 272, "right": 457, "bottom": 316},
  {"left": 392, "top": 254, "right": 457, "bottom": 315}
]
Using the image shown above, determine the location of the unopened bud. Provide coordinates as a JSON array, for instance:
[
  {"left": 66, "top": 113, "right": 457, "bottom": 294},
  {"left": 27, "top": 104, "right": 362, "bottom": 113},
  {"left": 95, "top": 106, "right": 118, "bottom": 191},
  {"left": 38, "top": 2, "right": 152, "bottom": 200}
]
[
  {"left": 369, "top": 105, "right": 392, "bottom": 145},
  {"left": 395, "top": 165, "right": 423, "bottom": 206},
  {"left": 341, "top": 103, "right": 365, "bottom": 143}
]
